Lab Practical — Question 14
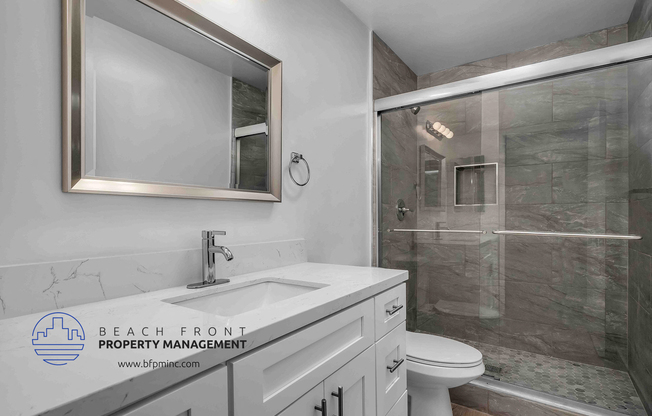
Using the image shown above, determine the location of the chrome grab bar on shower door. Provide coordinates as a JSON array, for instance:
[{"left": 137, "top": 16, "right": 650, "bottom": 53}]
[
  {"left": 492, "top": 230, "right": 642, "bottom": 240},
  {"left": 387, "top": 229, "right": 487, "bottom": 234}
]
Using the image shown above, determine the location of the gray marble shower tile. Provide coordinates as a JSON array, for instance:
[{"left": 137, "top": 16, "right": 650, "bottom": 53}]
[
  {"left": 503, "top": 282, "right": 605, "bottom": 333},
  {"left": 606, "top": 203, "right": 628, "bottom": 235},
  {"left": 499, "top": 82, "right": 553, "bottom": 130},
  {"left": 552, "top": 159, "right": 628, "bottom": 203},
  {"left": 418, "top": 55, "right": 507, "bottom": 89},
  {"left": 607, "top": 24, "right": 628, "bottom": 46},
  {"left": 627, "top": 59, "right": 652, "bottom": 110},
  {"left": 505, "top": 165, "right": 552, "bottom": 204},
  {"left": 466, "top": 95, "right": 483, "bottom": 134},
  {"left": 503, "top": 121, "right": 590, "bottom": 166},
  {"left": 628, "top": 0, "right": 652, "bottom": 42},
  {"left": 592, "top": 159, "right": 628, "bottom": 203},
  {"left": 504, "top": 242, "right": 552, "bottom": 284},
  {"left": 372, "top": 33, "right": 417, "bottom": 99},
  {"left": 605, "top": 282, "right": 627, "bottom": 337},
  {"left": 552, "top": 68, "right": 627, "bottom": 122},
  {"left": 551, "top": 239, "right": 606, "bottom": 289},
  {"left": 629, "top": 249, "right": 651, "bottom": 308},
  {"left": 629, "top": 81, "right": 652, "bottom": 151},
  {"left": 629, "top": 140, "right": 652, "bottom": 197},
  {"left": 628, "top": 299, "right": 652, "bottom": 412},
  {"left": 605, "top": 241, "right": 628, "bottom": 289},
  {"left": 506, "top": 30, "right": 607, "bottom": 69},
  {"left": 499, "top": 318, "right": 604, "bottom": 366},
  {"left": 418, "top": 307, "right": 500, "bottom": 345},
  {"left": 606, "top": 112, "right": 629, "bottom": 159},
  {"left": 552, "top": 161, "right": 590, "bottom": 203},
  {"left": 629, "top": 196, "right": 652, "bottom": 257},
  {"left": 505, "top": 203, "right": 605, "bottom": 234}
]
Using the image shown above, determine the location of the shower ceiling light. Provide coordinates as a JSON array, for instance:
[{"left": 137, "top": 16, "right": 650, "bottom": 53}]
[{"left": 425, "top": 120, "right": 454, "bottom": 140}]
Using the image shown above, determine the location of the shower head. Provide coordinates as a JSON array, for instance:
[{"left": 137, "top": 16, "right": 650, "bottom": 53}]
[{"left": 410, "top": 106, "right": 420, "bottom": 115}]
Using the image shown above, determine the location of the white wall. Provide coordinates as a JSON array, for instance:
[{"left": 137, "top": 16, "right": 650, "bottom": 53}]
[
  {"left": 0, "top": 0, "right": 371, "bottom": 266},
  {"left": 88, "top": 16, "right": 232, "bottom": 187}
]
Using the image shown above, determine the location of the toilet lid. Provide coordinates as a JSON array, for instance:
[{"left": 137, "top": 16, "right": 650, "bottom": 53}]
[{"left": 407, "top": 332, "right": 483, "bottom": 368}]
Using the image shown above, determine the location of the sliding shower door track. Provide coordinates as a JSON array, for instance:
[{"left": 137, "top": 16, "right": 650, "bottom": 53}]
[{"left": 470, "top": 376, "right": 631, "bottom": 416}]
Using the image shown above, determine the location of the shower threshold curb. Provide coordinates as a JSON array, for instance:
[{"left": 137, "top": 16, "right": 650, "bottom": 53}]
[{"left": 470, "top": 375, "right": 630, "bottom": 416}]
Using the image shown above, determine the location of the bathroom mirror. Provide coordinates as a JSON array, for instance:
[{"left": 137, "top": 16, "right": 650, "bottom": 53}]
[{"left": 62, "top": 0, "right": 282, "bottom": 201}]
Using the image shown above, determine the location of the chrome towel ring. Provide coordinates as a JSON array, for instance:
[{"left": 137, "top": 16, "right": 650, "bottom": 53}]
[{"left": 289, "top": 152, "right": 310, "bottom": 186}]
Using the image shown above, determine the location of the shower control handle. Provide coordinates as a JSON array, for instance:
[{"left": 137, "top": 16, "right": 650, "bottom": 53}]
[{"left": 398, "top": 207, "right": 410, "bottom": 213}]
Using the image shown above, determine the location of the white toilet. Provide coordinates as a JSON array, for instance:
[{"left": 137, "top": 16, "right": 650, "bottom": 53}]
[{"left": 406, "top": 331, "right": 485, "bottom": 416}]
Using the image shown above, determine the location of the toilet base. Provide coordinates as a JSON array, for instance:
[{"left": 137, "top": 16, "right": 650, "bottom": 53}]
[{"left": 409, "top": 385, "right": 452, "bottom": 416}]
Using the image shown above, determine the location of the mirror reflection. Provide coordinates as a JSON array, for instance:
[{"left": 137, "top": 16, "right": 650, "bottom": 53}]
[{"left": 83, "top": 0, "right": 269, "bottom": 191}]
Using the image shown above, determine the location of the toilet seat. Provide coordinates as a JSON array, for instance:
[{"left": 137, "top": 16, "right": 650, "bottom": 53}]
[{"left": 407, "top": 332, "right": 483, "bottom": 368}]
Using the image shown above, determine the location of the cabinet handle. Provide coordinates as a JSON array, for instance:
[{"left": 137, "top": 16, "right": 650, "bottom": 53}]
[
  {"left": 331, "top": 386, "right": 344, "bottom": 416},
  {"left": 386, "top": 304, "right": 404, "bottom": 316},
  {"left": 315, "top": 398, "right": 327, "bottom": 416},
  {"left": 387, "top": 358, "right": 404, "bottom": 373}
]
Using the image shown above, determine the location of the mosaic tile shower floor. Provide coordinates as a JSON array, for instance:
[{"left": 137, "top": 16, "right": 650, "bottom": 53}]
[{"left": 449, "top": 337, "right": 646, "bottom": 416}]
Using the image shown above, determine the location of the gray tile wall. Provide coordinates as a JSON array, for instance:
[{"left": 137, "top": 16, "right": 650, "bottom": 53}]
[
  {"left": 374, "top": 33, "right": 419, "bottom": 329},
  {"left": 628, "top": 1, "right": 652, "bottom": 410},
  {"left": 417, "top": 25, "right": 628, "bottom": 89}
]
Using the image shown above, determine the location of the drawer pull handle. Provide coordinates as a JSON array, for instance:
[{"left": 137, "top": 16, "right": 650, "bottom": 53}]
[
  {"left": 387, "top": 359, "right": 404, "bottom": 373},
  {"left": 386, "top": 304, "right": 404, "bottom": 316},
  {"left": 331, "top": 386, "right": 344, "bottom": 416},
  {"left": 315, "top": 399, "right": 327, "bottom": 416}
]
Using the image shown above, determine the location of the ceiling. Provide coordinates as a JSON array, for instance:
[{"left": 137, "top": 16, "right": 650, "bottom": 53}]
[{"left": 340, "top": 0, "right": 636, "bottom": 76}]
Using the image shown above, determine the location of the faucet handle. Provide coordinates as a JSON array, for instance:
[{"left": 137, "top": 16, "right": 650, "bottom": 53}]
[{"left": 202, "top": 230, "right": 227, "bottom": 239}]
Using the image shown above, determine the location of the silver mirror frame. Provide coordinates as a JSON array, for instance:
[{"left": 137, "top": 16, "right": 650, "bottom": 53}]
[{"left": 62, "top": 0, "right": 283, "bottom": 201}]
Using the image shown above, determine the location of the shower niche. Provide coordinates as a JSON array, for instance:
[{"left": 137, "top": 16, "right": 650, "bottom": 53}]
[{"left": 454, "top": 162, "right": 497, "bottom": 206}]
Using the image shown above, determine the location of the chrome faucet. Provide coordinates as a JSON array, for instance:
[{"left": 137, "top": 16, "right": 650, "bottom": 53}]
[{"left": 187, "top": 231, "right": 234, "bottom": 289}]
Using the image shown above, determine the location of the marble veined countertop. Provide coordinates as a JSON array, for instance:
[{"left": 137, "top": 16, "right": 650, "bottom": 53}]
[{"left": 0, "top": 262, "right": 407, "bottom": 416}]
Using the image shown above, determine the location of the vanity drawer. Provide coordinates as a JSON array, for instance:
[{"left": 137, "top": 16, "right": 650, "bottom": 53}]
[
  {"left": 374, "top": 284, "right": 406, "bottom": 340},
  {"left": 376, "top": 321, "right": 407, "bottom": 416},
  {"left": 230, "top": 299, "right": 375, "bottom": 416},
  {"left": 111, "top": 365, "right": 228, "bottom": 416}
]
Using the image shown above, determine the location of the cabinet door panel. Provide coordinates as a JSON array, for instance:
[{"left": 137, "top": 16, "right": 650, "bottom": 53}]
[
  {"left": 386, "top": 390, "right": 407, "bottom": 416},
  {"left": 374, "top": 284, "right": 406, "bottom": 340},
  {"left": 231, "top": 299, "right": 375, "bottom": 416},
  {"left": 112, "top": 365, "right": 227, "bottom": 416},
  {"left": 325, "top": 346, "right": 376, "bottom": 416},
  {"left": 376, "top": 322, "right": 407, "bottom": 416},
  {"left": 276, "top": 383, "right": 324, "bottom": 416}
]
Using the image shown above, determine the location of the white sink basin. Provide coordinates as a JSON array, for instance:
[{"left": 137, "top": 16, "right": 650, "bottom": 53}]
[{"left": 166, "top": 278, "right": 326, "bottom": 317}]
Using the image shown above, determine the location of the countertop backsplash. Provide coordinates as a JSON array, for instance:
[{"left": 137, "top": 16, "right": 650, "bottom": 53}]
[{"left": 0, "top": 239, "right": 306, "bottom": 320}]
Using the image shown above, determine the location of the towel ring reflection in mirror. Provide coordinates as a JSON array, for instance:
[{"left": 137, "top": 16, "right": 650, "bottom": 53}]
[{"left": 289, "top": 152, "right": 310, "bottom": 186}]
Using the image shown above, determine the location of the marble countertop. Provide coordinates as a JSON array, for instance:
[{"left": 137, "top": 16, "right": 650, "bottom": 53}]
[{"left": 0, "top": 262, "right": 407, "bottom": 416}]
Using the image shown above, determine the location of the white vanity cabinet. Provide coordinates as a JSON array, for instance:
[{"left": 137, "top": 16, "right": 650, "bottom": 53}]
[
  {"left": 230, "top": 284, "right": 407, "bottom": 416},
  {"left": 278, "top": 347, "right": 376, "bottom": 416},
  {"left": 110, "top": 365, "right": 228, "bottom": 416}
]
